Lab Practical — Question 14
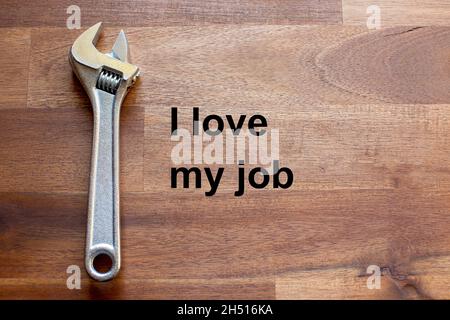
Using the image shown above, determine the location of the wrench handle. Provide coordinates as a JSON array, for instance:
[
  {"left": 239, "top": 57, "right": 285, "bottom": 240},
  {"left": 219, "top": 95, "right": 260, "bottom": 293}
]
[{"left": 85, "top": 90, "right": 122, "bottom": 281}]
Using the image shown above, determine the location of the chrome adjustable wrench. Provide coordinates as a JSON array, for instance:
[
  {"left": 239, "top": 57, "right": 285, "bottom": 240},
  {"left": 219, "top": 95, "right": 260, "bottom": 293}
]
[{"left": 69, "top": 22, "right": 139, "bottom": 281}]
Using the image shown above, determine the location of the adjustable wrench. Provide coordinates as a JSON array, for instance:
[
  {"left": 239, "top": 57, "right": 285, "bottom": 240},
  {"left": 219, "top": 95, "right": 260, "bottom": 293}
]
[{"left": 69, "top": 22, "right": 140, "bottom": 281}]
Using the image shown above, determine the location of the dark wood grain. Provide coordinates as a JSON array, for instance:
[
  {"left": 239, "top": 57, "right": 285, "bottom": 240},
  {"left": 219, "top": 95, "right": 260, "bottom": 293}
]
[
  {"left": 0, "top": 278, "right": 274, "bottom": 300},
  {"left": 0, "top": 29, "right": 30, "bottom": 109},
  {"left": 0, "top": 0, "right": 342, "bottom": 27},
  {"left": 1, "top": 189, "right": 450, "bottom": 298},
  {"left": 0, "top": 106, "right": 144, "bottom": 192},
  {"left": 2, "top": 2, "right": 450, "bottom": 300}
]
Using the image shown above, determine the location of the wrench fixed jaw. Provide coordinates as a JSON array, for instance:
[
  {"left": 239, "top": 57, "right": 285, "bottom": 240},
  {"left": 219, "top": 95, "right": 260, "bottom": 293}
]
[{"left": 69, "top": 23, "right": 140, "bottom": 282}]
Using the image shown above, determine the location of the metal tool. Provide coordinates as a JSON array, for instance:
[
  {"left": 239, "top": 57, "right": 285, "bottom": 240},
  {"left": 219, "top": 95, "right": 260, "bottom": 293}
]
[{"left": 69, "top": 22, "right": 139, "bottom": 281}]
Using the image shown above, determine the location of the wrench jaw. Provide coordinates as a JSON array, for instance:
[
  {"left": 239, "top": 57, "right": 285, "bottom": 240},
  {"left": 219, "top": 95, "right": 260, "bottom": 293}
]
[
  {"left": 69, "top": 22, "right": 139, "bottom": 83},
  {"left": 69, "top": 22, "right": 139, "bottom": 111}
]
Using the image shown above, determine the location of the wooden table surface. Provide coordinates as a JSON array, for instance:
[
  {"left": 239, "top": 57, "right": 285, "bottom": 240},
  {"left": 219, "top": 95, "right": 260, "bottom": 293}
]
[{"left": 1, "top": 0, "right": 450, "bottom": 299}]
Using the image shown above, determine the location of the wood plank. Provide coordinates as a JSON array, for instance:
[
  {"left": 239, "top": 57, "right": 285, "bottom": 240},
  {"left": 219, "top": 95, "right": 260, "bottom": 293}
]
[
  {"left": 318, "top": 26, "right": 450, "bottom": 104},
  {"left": 0, "top": 28, "right": 30, "bottom": 109},
  {"left": 276, "top": 267, "right": 405, "bottom": 299},
  {"left": 28, "top": 26, "right": 450, "bottom": 111},
  {"left": 133, "top": 25, "right": 368, "bottom": 107},
  {"left": 0, "top": 106, "right": 144, "bottom": 192},
  {"left": 276, "top": 255, "right": 450, "bottom": 299},
  {"left": 0, "top": 0, "right": 342, "bottom": 27},
  {"left": 0, "top": 278, "right": 274, "bottom": 299},
  {"left": 1, "top": 190, "right": 450, "bottom": 298},
  {"left": 136, "top": 25, "right": 450, "bottom": 105},
  {"left": 343, "top": 0, "right": 450, "bottom": 26}
]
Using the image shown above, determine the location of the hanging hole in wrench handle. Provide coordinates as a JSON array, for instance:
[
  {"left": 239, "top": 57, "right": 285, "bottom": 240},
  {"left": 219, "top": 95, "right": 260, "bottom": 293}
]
[
  {"left": 87, "top": 244, "right": 116, "bottom": 280},
  {"left": 85, "top": 89, "right": 123, "bottom": 281}
]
